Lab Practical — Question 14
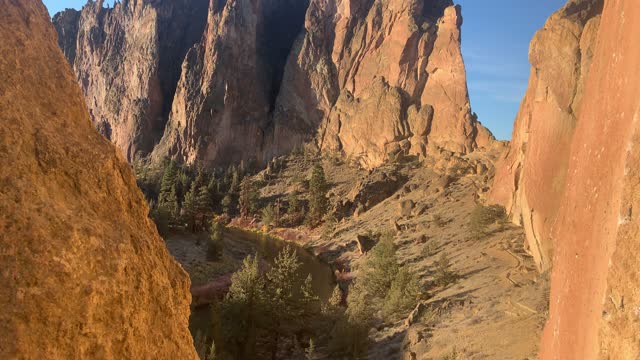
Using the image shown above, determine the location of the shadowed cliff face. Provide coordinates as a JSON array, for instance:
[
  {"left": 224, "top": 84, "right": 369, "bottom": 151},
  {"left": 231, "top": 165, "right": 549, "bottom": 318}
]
[
  {"left": 152, "top": 0, "right": 311, "bottom": 167},
  {"left": 0, "top": 1, "right": 197, "bottom": 358},
  {"left": 491, "top": 0, "right": 640, "bottom": 357},
  {"left": 53, "top": 0, "right": 209, "bottom": 161}
]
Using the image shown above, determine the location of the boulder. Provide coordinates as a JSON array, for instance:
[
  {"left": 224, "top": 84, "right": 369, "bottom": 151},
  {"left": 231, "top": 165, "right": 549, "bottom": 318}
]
[{"left": 399, "top": 200, "right": 416, "bottom": 217}]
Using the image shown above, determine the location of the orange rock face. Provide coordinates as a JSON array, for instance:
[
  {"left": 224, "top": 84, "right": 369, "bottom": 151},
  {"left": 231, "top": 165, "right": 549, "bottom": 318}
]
[
  {"left": 489, "top": 0, "right": 603, "bottom": 271},
  {"left": 274, "top": 0, "right": 493, "bottom": 168},
  {"left": 0, "top": 1, "right": 197, "bottom": 358},
  {"left": 540, "top": 0, "right": 640, "bottom": 357},
  {"left": 492, "top": 0, "right": 640, "bottom": 357}
]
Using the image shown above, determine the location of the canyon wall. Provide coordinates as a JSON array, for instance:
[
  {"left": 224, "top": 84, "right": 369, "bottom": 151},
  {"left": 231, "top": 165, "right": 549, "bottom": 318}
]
[
  {"left": 0, "top": 1, "right": 197, "bottom": 358},
  {"left": 272, "top": 0, "right": 494, "bottom": 168},
  {"left": 490, "top": 0, "right": 603, "bottom": 271},
  {"left": 54, "top": 0, "right": 208, "bottom": 161},
  {"left": 540, "top": 0, "right": 640, "bottom": 357},
  {"left": 492, "top": 0, "right": 640, "bottom": 358},
  {"left": 55, "top": 0, "right": 493, "bottom": 169},
  {"left": 152, "top": 0, "right": 310, "bottom": 167}
]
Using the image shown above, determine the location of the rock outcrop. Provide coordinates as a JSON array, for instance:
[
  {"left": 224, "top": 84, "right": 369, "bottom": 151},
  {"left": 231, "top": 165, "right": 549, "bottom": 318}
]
[
  {"left": 53, "top": 0, "right": 208, "bottom": 161},
  {"left": 152, "top": 0, "right": 310, "bottom": 167},
  {"left": 272, "top": 0, "right": 493, "bottom": 168},
  {"left": 491, "top": 0, "right": 640, "bottom": 358},
  {"left": 56, "top": 0, "right": 493, "bottom": 169},
  {"left": 0, "top": 1, "right": 197, "bottom": 358},
  {"left": 489, "top": 0, "right": 603, "bottom": 271},
  {"left": 539, "top": 0, "right": 640, "bottom": 357}
]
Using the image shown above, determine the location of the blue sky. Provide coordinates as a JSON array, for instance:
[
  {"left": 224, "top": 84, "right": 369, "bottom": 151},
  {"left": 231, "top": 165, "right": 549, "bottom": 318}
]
[
  {"left": 456, "top": 0, "right": 566, "bottom": 139},
  {"left": 44, "top": 0, "right": 565, "bottom": 140},
  {"left": 45, "top": 0, "right": 113, "bottom": 15}
]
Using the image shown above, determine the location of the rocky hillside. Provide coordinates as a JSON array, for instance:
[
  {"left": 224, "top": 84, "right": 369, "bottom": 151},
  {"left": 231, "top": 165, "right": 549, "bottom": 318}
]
[
  {"left": 491, "top": 0, "right": 640, "bottom": 358},
  {"left": 0, "top": 1, "right": 196, "bottom": 358},
  {"left": 54, "top": 0, "right": 493, "bottom": 169}
]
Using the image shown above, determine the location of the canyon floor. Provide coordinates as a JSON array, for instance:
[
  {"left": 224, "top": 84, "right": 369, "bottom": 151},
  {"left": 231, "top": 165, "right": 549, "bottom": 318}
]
[{"left": 165, "top": 148, "right": 549, "bottom": 360}]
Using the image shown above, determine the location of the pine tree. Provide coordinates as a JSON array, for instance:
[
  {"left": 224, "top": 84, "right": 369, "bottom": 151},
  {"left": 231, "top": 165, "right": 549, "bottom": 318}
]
[
  {"left": 238, "top": 178, "right": 259, "bottom": 218},
  {"left": 287, "top": 191, "right": 302, "bottom": 225},
  {"left": 183, "top": 182, "right": 197, "bottom": 231},
  {"left": 207, "top": 220, "right": 224, "bottom": 261},
  {"left": 382, "top": 267, "right": 421, "bottom": 320},
  {"left": 227, "top": 164, "right": 242, "bottom": 193},
  {"left": 222, "top": 193, "right": 234, "bottom": 215},
  {"left": 196, "top": 182, "right": 212, "bottom": 215},
  {"left": 261, "top": 203, "right": 276, "bottom": 228},
  {"left": 159, "top": 160, "right": 178, "bottom": 201},
  {"left": 221, "top": 256, "right": 267, "bottom": 359},
  {"left": 361, "top": 231, "right": 400, "bottom": 297},
  {"left": 158, "top": 184, "right": 179, "bottom": 225},
  {"left": 305, "top": 338, "right": 316, "bottom": 360},
  {"left": 207, "top": 177, "right": 219, "bottom": 212},
  {"left": 176, "top": 169, "right": 192, "bottom": 202},
  {"left": 433, "top": 252, "right": 459, "bottom": 287},
  {"left": 266, "top": 246, "right": 318, "bottom": 358},
  {"left": 307, "top": 162, "right": 328, "bottom": 226}
]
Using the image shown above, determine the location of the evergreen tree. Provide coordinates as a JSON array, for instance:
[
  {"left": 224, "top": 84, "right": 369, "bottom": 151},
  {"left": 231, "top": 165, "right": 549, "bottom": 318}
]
[
  {"left": 238, "top": 178, "right": 259, "bottom": 218},
  {"left": 287, "top": 191, "right": 303, "bottom": 225},
  {"left": 228, "top": 164, "right": 242, "bottom": 193},
  {"left": 360, "top": 231, "right": 400, "bottom": 298},
  {"left": 382, "top": 267, "right": 421, "bottom": 320},
  {"left": 433, "top": 252, "right": 460, "bottom": 287},
  {"left": 307, "top": 162, "right": 328, "bottom": 226},
  {"left": 176, "top": 169, "right": 192, "bottom": 202},
  {"left": 328, "top": 282, "right": 370, "bottom": 360},
  {"left": 266, "top": 247, "right": 319, "bottom": 358},
  {"left": 158, "top": 184, "right": 179, "bottom": 225},
  {"left": 158, "top": 160, "right": 178, "bottom": 204},
  {"left": 222, "top": 193, "right": 234, "bottom": 215},
  {"left": 221, "top": 256, "right": 267, "bottom": 360},
  {"left": 261, "top": 203, "right": 276, "bottom": 228},
  {"left": 207, "top": 220, "right": 225, "bottom": 261},
  {"left": 182, "top": 182, "right": 197, "bottom": 231},
  {"left": 196, "top": 182, "right": 212, "bottom": 216},
  {"left": 207, "top": 177, "right": 219, "bottom": 212}
]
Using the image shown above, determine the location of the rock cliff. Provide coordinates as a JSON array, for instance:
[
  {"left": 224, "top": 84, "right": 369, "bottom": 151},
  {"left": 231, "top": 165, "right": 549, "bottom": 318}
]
[
  {"left": 491, "top": 0, "right": 640, "bottom": 358},
  {"left": 0, "top": 1, "right": 197, "bottom": 358},
  {"left": 489, "top": 0, "right": 603, "bottom": 271},
  {"left": 152, "top": 0, "right": 310, "bottom": 167},
  {"left": 53, "top": 0, "right": 208, "bottom": 161},
  {"left": 541, "top": 0, "right": 640, "bottom": 357},
  {"left": 272, "top": 0, "right": 493, "bottom": 168},
  {"left": 56, "top": 0, "right": 492, "bottom": 169}
]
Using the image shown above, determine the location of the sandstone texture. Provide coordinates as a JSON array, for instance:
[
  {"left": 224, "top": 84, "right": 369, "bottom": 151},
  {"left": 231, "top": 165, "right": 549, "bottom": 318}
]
[
  {"left": 53, "top": 0, "right": 209, "bottom": 161},
  {"left": 489, "top": 0, "right": 603, "bottom": 271},
  {"left": 273, "top": 0, "right": 493, "bottom": 168},
  {"left": 0, "top": 1, "right": 197, "bottom": 358}
]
